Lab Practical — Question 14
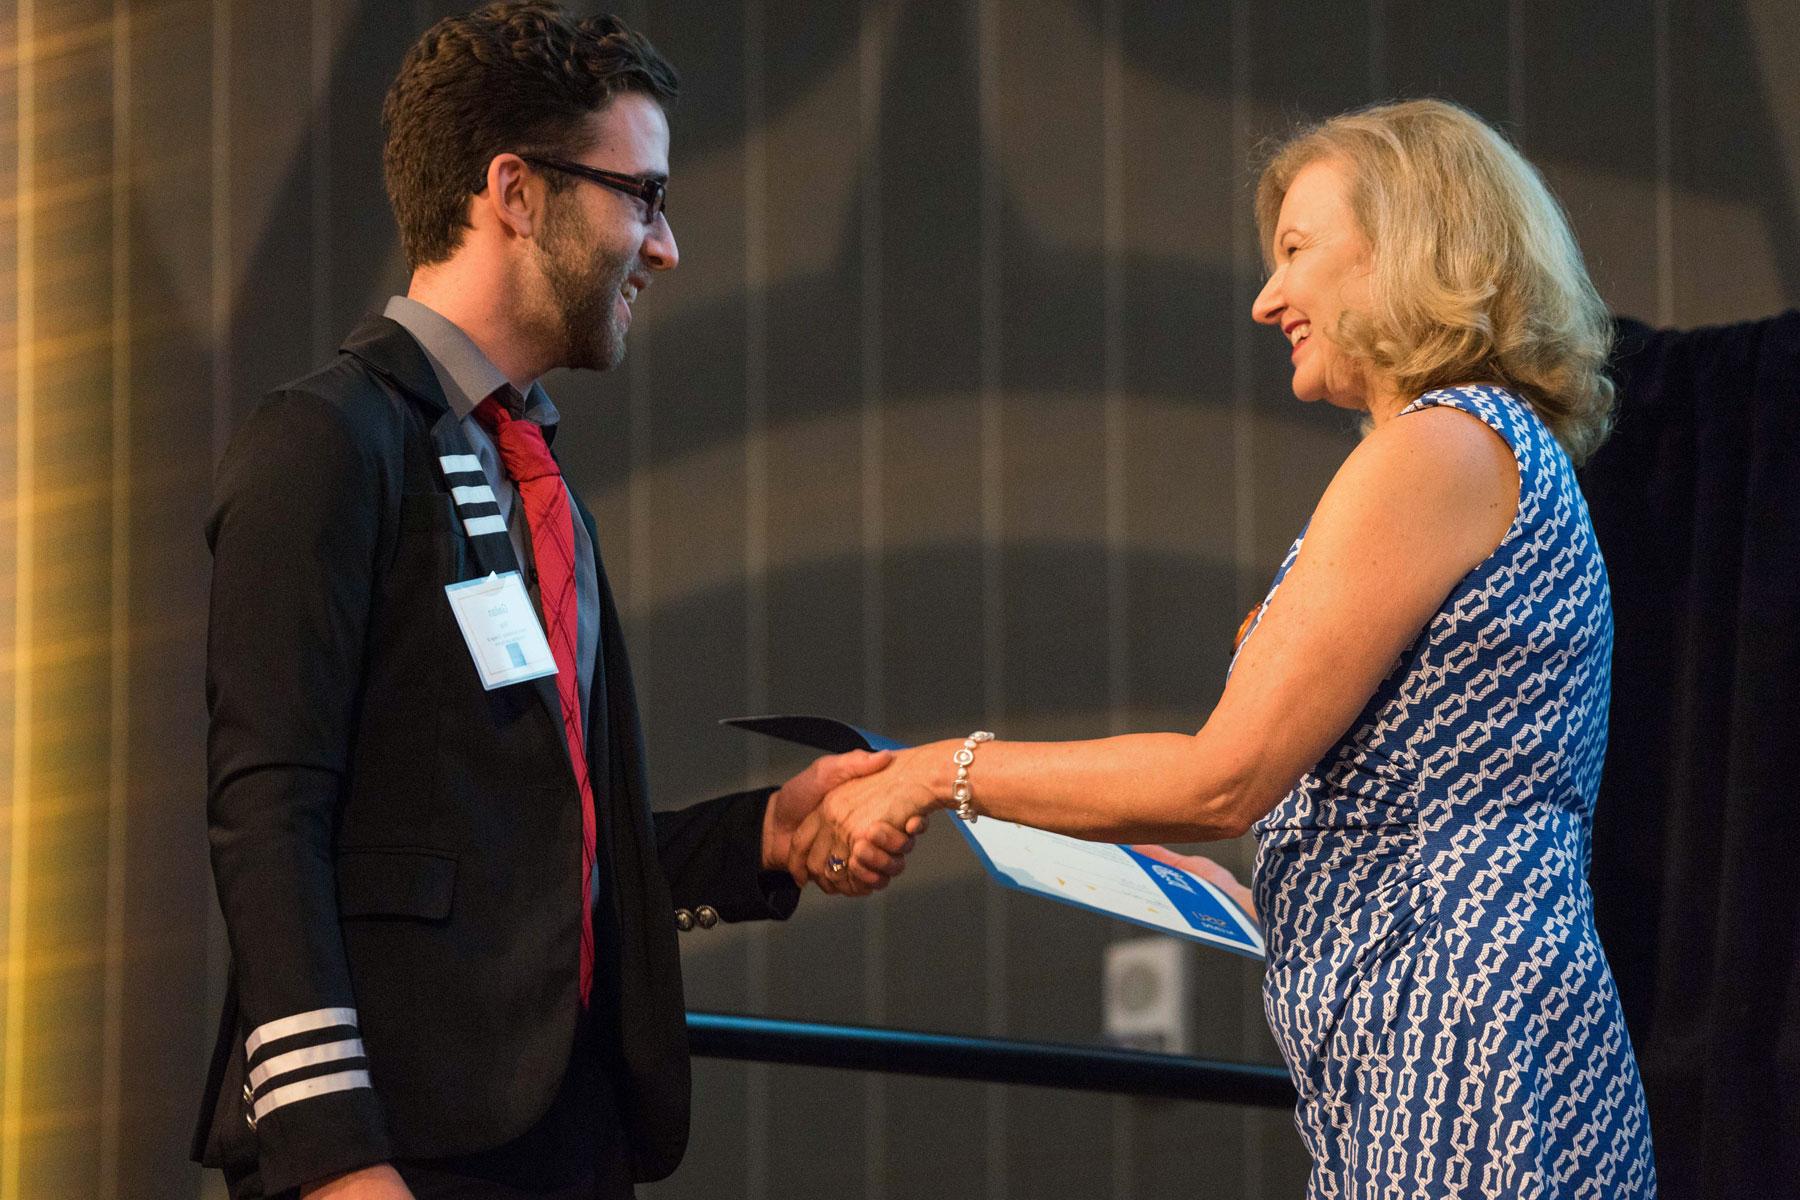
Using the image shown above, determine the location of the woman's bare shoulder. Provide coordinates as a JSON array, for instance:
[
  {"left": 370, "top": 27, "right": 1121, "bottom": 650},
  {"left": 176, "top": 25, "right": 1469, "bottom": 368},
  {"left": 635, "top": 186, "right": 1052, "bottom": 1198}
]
[{"left": 1309, "top": 401, "right": 1519, "bottom": 579}]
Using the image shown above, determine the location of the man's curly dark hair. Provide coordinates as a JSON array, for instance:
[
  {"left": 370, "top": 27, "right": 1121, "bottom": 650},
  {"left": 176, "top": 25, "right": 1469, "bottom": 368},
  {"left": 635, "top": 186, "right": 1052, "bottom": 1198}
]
[{"left": 382, "top": 3, "right": 679, "bottom": 269}]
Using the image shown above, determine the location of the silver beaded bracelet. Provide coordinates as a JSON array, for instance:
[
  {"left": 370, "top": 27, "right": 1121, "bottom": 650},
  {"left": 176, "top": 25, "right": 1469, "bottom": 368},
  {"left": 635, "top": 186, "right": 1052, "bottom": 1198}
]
[{"left": 951, "top": 731, "right": 995, "bottom": 822}]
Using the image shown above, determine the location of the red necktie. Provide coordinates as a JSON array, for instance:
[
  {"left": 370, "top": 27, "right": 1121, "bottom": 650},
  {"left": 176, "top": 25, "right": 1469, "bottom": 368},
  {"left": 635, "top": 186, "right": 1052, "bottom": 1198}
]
[{"left": 474, "top": 395, "right": 598, "bottom": 1007}]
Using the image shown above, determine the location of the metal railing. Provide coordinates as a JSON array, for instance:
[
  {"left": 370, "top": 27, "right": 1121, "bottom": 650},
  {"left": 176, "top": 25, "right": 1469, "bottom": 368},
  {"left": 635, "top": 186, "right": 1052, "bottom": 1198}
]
[{"left": 686, "top": 1012, "right": 1296, "bottom": 1109}]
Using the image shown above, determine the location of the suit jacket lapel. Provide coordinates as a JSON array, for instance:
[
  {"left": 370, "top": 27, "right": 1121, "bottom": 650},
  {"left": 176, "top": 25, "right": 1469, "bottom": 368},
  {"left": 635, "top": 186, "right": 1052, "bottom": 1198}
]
[
  {"left": 428, "top": 406, "right": 571, "bottom": 776},
  {"left": 425, "top": 409, "right": 519, "bottom": 579},
  {"left": 573, "top": 495, "right": 613, "bottom": 856},
  {"left": 343, "top": 315, "right": 574, "bottom": 780}
]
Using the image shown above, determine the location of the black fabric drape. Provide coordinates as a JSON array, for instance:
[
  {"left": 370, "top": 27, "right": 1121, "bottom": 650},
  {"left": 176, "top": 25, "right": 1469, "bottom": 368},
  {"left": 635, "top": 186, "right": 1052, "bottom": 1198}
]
[{"left": 1582, "top": 314, "right": 1800, "bottom": 1199}]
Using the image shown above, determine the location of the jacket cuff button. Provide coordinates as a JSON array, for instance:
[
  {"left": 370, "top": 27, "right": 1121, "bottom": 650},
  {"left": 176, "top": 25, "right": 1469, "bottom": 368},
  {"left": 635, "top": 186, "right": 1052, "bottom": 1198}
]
[
  {"left": 695, "top": 905, "right": 719, "bottom": 929},
  {"left": 675, "top": 908, "right": 695, "bottom": 932}
]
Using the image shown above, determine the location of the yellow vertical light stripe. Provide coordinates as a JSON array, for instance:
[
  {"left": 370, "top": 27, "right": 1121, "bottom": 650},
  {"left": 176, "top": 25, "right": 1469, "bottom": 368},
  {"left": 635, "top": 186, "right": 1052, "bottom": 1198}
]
[
  {"left": 2, "top": 2, "right": 38, "bottom": 1197},
  {"left": 98, "top": 1, "right": 132, "bottom": 1196}
]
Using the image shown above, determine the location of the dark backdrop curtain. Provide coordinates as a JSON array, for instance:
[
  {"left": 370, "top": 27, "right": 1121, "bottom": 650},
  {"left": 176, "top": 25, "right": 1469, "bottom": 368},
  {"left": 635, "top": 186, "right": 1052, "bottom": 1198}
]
[{"left": 1583, "top": 314, "right": 1800, "bottom": 1198}]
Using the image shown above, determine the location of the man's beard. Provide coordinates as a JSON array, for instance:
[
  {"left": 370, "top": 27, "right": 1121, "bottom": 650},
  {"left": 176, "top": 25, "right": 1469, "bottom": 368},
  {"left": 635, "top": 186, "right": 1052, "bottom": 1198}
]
[{"left": 538, "top": 196, "right": 632, "bottom": 372}]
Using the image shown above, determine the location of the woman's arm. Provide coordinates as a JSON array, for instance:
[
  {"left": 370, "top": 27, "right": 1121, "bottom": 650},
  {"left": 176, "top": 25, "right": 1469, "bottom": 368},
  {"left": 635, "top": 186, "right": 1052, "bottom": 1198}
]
[{"left": 797, "top": 404, "right": 1519, "bottom": 886}]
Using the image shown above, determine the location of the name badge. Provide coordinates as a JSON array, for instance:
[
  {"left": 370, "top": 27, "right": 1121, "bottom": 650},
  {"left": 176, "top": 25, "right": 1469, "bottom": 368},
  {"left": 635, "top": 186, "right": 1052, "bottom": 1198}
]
[{"left": 444, "top": 571, "right": 559, "bottom": 690}]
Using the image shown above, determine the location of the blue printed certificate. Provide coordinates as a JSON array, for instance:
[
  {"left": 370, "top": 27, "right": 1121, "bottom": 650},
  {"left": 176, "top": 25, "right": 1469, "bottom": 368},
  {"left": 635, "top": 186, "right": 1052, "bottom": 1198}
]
[{"left": 723, "top": 715, "right": 1265, "bottom": 959}]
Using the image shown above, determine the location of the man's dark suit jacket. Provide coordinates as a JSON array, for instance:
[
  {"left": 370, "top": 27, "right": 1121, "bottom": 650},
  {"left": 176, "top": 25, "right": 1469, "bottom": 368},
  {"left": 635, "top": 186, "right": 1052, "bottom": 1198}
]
[{"left": 192, "top": 316, "right": 798, "bottom": 1197}]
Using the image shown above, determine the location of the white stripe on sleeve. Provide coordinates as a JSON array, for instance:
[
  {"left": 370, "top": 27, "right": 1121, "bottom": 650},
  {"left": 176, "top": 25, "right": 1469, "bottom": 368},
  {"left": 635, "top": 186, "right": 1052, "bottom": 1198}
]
[
  {"left": 251, "top": 1069, "right": 373, "bottom": 1122},
  {"left": 438, "top": 454, "right": 482, "bottom": 474},
  {"left": 248, "top": 1037, "right": 366, "bottom": 1091},
  {"left": 462, "top": 514, "right": 508, "bottom": 537},
  {"left": 451, "top": 484, "right": 496, "bottom": 506},
  {"left": 245, "top": 1007, "right": 358, "bottom": 1059}
]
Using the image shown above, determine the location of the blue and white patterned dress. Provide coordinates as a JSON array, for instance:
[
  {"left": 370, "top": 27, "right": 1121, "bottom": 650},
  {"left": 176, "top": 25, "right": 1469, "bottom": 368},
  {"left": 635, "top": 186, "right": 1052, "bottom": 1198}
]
[{"left": 1244, "top": 386, "right": 1656, "bottom": 1198}]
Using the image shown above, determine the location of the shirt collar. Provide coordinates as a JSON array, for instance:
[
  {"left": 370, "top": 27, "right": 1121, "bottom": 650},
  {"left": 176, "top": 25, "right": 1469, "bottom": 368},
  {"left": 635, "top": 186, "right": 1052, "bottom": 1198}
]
[{"left": 382, "top": 295, "right": 561, "bottom": 430}]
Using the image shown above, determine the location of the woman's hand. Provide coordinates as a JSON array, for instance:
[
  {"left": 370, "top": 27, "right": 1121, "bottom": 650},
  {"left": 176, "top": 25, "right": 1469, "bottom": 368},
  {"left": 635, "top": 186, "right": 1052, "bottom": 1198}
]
[
  {"left": 787, "top": 744, "right": 947, "bottom": 895},
  {"left": 763, "top": 749, "right": 895, "bottom": 870},
  {"left": 1130, "top": 844, "right": 1258, "bottom": 924}
]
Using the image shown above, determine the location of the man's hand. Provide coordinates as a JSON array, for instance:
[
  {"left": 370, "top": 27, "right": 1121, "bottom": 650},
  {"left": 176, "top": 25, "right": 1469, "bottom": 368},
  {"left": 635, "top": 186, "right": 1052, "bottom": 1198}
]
[
  {"left": 300, "top": 1163, "right": 414, "bottom": 1199},
  {"left": 762, "top": 749, "right": 895, "bottom": 872},
  {"left": 784, "top": 807, "right": 921, "bottom": 896}
]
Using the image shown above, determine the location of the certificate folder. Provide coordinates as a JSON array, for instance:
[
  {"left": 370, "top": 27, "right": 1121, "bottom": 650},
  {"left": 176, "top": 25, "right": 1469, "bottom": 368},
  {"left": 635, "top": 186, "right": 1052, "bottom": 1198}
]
[{"left": 723, "top": 715, "right": 1265, "bottom": 959}]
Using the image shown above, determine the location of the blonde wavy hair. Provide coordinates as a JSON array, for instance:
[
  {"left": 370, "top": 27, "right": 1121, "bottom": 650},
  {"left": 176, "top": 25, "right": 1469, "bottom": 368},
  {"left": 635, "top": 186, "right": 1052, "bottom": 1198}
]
[{"left": 1255, "top": 99, "right": 1614, "bottom": 464}]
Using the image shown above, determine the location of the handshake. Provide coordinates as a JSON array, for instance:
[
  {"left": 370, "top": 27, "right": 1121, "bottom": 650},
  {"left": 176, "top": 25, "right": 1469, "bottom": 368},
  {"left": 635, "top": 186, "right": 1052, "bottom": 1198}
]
[
  {"left": 761, "top": 747, "right": 944, "bottom": 898},
  {"left": 757, "top": 740, "right": 1260, "bottom": 920}
]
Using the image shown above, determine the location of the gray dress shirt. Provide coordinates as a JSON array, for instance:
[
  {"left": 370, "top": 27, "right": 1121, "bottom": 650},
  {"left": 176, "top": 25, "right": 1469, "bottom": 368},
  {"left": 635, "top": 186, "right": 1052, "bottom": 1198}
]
[{"left": 383, "top": 295, "right": 601, "bottom": 736}]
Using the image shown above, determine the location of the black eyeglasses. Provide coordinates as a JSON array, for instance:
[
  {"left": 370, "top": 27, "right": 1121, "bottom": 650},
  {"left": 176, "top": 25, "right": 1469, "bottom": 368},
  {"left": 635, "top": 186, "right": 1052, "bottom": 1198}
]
[{"left": 519, "top": 155, "right": 668, "bottom": 223}]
